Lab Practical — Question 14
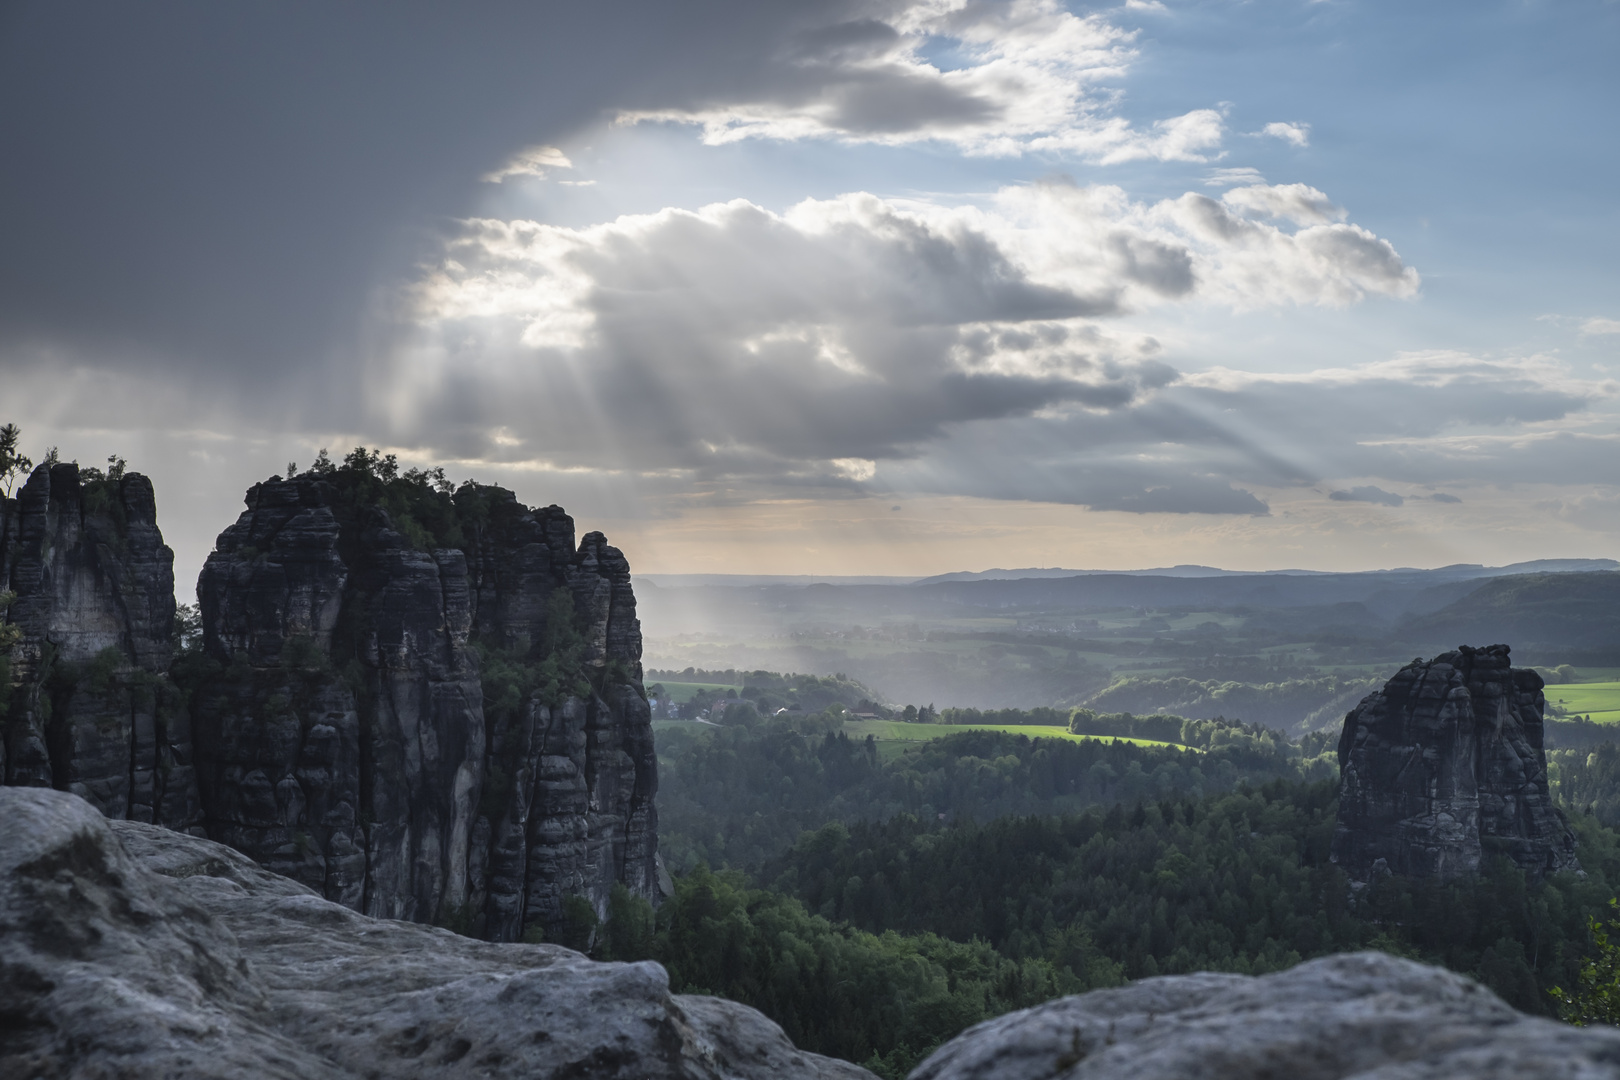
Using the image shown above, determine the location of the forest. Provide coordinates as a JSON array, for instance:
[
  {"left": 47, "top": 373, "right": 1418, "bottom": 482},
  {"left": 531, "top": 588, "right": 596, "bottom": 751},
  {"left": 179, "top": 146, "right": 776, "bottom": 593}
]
[{"left": 568, "top": 716, "right": 1620, "bottom": 1077}]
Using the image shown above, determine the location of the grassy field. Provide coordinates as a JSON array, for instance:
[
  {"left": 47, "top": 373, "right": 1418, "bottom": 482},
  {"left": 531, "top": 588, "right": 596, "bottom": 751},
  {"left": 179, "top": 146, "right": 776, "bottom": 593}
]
[
  {"left": 840, "top": 719, "right": 1189, "bottom": 756},
  {"left": 1545, "top": 680, "right": 1620, "bottom": 724},
  {"left": 652, "top": 717, "right": 1189, "bottom": 762},
  {"left": 645, "top": 680, "right": 740, "bottom": 703}
]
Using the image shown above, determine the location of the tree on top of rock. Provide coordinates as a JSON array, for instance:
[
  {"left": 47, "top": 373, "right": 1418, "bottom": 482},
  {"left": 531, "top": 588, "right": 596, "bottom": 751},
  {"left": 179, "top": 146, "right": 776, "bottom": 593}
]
[{"left": 0, "top": 423, "right": 32, "bottom": 496}]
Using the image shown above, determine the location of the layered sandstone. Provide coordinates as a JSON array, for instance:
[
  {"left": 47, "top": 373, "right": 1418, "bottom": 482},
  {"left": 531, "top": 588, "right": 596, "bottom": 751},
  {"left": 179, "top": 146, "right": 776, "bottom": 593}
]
[
  {"left": 1331, "top": 643, "right": 1577, "bottom": 880},
  {"left": 190, "top": 472, "right": 657, "bottom": 940},
  {"left": 0, "top": 463, "right": 198, "bottom": 826},
  {"left": 0, "top": 460, "right": 659, "bottom": 943}
]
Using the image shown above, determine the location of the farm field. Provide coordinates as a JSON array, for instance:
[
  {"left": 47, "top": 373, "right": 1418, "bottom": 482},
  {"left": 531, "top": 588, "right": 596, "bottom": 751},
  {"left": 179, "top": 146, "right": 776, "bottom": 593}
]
[
  {"left": 646, "top": 680, "right": 740, "bottom": 703},
  {"left": 840, "top": 719, "right": 1189, "bottom": 758},
  {"left": 1545, "top": 680, "right": 1620, "bottom": 724},
  {"left": 653, "top": 717, "right": 1189, "bottom": 762}
]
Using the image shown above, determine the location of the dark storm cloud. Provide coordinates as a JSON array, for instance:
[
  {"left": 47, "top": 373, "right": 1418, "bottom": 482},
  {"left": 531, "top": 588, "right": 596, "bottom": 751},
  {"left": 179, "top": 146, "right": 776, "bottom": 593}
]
[
  {"left": 1329, "top": 486, "right": 1405, "bottom": 507},
  {"left": 0, "top": 0, "right": 861, "bottom": 417},
  {"left": 616, "top": 0, "right": 1228, "bottom": 160},
  {"left": 10, "top": 2, "right": 1579, "bottom": 530}
]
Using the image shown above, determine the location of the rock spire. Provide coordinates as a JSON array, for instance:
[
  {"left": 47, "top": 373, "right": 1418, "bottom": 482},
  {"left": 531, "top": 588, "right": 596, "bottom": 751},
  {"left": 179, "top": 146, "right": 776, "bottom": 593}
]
[
  {"left": 190, "top": 470, "right": 659, "bottom": 940},
  {"left": 1331, "top": 643, "right": 1577, "bottom": 880},
  {"left": 0, "top": 462, "right": 198, "bottom": 826}
]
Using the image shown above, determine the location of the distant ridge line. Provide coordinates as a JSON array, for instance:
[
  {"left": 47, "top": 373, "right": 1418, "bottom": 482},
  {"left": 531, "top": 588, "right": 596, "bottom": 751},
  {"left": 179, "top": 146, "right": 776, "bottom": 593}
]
[
  {"left": 911, "top": 558, "right": 1619, "bottom": 586},
  {"left": 640, "top": 559, "right": 1618, "bottom": 588}
]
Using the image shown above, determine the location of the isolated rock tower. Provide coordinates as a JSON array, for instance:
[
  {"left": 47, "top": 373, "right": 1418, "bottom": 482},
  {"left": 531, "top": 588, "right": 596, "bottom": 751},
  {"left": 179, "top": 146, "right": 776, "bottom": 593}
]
[{"left": 1331, "top": 643, "right": 1577, "bottom": 880}]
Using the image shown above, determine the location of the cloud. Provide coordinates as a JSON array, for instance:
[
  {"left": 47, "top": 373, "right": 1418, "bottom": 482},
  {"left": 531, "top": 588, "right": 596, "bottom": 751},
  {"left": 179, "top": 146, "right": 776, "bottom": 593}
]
[
  {"left": 387, "top": 178, "right": 1422, "bottom": 515},
  {"left": 0, "top": 1, "right": 870, "bottom": 403},
  {"left": 1548, "top": 490, "right": 1620, "bottom": 530},
  {"left": 401, "top": 192, "right": 1168, "bottom": 485},
  {"left": 1582, "top": 317, "right": 1620, "bottom": 336},
  {"left": 1220, "top": 183, "right": 1344, "bottom": 226},
  {"left": 482, "top": 145, "right": 573, "bottom": 183},
  {"left": 1329, "top": 485, "right": 1404, "bottom": 506},
  {"left": 617, "top": 0, "right": 1226, "bottom": 160},
  {"left": 1204, "top": 167, "right": 1266, "bottom": 187},
  {"left": 982, "top": 181, "right": 1418, "bottom": 311},
  {"left": 1429, "top": 492, "right": 1462, "bottom": 503},
  {"left": 1257, "top": 121, "right": 1310, "bottom": 147}
]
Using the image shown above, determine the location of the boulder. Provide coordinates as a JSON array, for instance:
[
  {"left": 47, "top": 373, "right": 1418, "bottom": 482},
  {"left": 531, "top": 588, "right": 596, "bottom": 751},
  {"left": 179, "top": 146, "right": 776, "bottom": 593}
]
[
  {"left": 910, "top": 950, "right": 1620, "bottom": 1080},
  {"left": 0, "top": 786, "right": 872, "bottom": 1080},
  {"left": 1332, "top": 643, "right": 1577, "bottom": 880}
]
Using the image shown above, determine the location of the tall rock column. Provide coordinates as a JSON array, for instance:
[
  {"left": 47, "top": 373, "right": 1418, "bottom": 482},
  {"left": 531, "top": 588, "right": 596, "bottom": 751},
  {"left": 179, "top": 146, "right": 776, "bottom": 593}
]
[
  {"left": 191, "top": 477, "right": 367, "bottom": 907},
  {"left": 0, "top": 463, "right": 196, "bottom": 828},
  {"left": 1332, "top": 643, "right": 1577, "bottom": 880},
  {"left": 460, "top": 490, "right": 659, "bottom": 942},
  {"left": 194, "top": 479, "right": 483, "bottom": 920},
  {"left": 191, "top": 471, "right": 658, "bottom": 940}
]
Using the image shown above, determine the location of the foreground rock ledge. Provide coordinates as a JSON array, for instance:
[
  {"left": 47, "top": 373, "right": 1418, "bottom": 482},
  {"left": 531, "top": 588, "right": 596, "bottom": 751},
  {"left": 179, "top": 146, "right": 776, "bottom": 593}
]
[
  {"left": 912, "top": 950, "right": 1620, "bottom": 1080},
  {"left": 0, "top": 787, "right": 870, "bottom": 1080}
]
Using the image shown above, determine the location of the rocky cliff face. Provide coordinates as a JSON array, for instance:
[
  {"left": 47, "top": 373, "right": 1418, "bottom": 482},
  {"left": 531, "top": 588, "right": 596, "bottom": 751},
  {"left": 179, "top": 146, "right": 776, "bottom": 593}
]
[
  {"left": 0, "top": 786, "right": 868, "bottom": 1080},
  {"left": 189, "top": 470, "right": 657, "bottom": 941},
  {"left": 1331, "top": 644, "right": 1577, "bottom": 880},
  {"left": 0, "top": 463, "right": 197, "bottom": 827}
]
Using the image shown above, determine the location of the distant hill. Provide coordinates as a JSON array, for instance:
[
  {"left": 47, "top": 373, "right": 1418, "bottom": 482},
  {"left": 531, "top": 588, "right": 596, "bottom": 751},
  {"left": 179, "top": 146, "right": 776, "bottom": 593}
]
[
  {"left": 911, "top": 565, "right": 1291, "bottom": 584},
  {"left": 1401, "top": 572, "right": 1620, "bottom": 660},
  {"left": 914, "top": 558, "right": 1617, "bottom": 587}
]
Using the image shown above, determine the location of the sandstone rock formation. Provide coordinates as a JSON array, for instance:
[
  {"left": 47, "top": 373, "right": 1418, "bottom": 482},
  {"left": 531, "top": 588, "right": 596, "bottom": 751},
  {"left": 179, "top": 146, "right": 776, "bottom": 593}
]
[
  {"left": 0, "top": 786, "right": 870, "bottom": 1080},
  {"left": 1332, "top": 643, "right": 1577, "bottom": 880},
  {"left": 0, "top": 462, "right": 198, "bottom": 827},
  {"left": 0, "top": 459, "right": 659, "bottom": 943},
  {"left": 190, "top": 471, "right": 658, "bottom": 941},
  {"left": 911, "top": 950, "right": 1620, "bottom": 1080}
]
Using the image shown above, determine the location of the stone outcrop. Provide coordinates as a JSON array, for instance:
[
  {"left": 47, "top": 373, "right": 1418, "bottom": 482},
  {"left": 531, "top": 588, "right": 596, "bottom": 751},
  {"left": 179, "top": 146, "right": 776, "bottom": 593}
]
[
  {"left": 1332, "top": 644, "right": 1577, "bottom": 880},
  {"left": 911, "top": 950, "right": 1620, "bottom": 1080},
  {"left": 190, "top": 473, "right": 656, "bottom": 941},
  {"left": 0, "top": 786, "right": 870, "bottom": 1080},
  {"left": 0, "top": 462, "right": 198, "bottom": 827}
]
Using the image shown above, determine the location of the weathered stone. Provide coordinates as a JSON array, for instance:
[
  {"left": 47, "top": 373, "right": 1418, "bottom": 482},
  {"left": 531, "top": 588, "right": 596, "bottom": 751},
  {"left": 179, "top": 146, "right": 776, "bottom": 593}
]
[
  {"left": 0, "top": 786, "right": 871, "bottom": 1080},
  {"left": 1332, "top": 643, "right": 1577, "bottom": 880},
  {"left": 192, "top": 474, "right": 658, "bottom": 940},
  {"left": 911, "top": 950, "right": 1620, "bottom": 1080},
  {"left": 0, "top": 463, "right": 198, "bottom": 827}
]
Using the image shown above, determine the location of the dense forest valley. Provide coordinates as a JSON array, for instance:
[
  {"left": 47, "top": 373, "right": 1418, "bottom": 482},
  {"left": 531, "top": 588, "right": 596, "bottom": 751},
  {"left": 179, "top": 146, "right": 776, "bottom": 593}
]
[
  {"left": 616, "top": 565, "right": 1620, "bottom": 1073},
  {"left": 562, "top": 666, "right": 1620, "bottom": 1077}
]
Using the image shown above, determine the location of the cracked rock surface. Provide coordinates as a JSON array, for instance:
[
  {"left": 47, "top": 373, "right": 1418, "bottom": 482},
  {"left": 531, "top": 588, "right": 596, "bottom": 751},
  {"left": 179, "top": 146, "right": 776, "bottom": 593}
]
[{"left": 0, "top": 787, "right": 872, "bottom": 1080}]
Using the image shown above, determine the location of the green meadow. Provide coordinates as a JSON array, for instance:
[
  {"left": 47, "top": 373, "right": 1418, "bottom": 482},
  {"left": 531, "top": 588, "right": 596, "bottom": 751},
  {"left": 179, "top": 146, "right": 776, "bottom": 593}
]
[
  {"left": 649, "top": 680, "right": 742, "bottom": 703},
  {"left": 1545, "top": 680, "right": 1620, "bottom": 725},
  {"left": 839, "top": 719, "right": 1189, "bottom": 758}
]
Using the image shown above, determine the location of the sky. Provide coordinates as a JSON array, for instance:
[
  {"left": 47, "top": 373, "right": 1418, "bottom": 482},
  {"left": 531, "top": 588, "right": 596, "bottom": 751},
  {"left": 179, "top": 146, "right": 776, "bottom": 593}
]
[{"left": 2, "top": 0, "right": 1618, "bottom": 593}]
